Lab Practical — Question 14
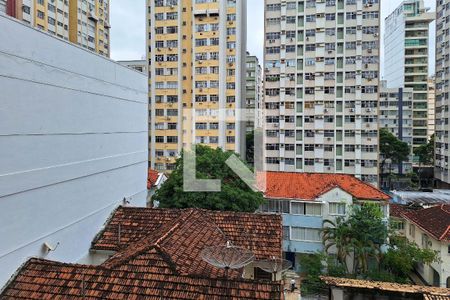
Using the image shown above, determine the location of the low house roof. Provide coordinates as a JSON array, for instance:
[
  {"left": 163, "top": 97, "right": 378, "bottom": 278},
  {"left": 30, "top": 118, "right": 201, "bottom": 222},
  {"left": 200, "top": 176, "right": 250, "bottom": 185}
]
[
  {"left": 389, "top": 203, "right": 420, "bottom": 218},
  {"left": 320, "top": 276, "right": 450, "bottom": 298},
  {"left": 1, "top": 207, "right": 283, "bottom": 299},
  {"left": 260, "top": 172, "right": 390, "bottom": 201},
  {"left": 92, "top": 207, "right": 283, "bottom": 260},
  {"left": 402, "top": 204, "right": 450, "bottom": 241},
  {"left": 1, "top": 258, "right": 282, "bottom": 299},
  {"left": 147, "top": 169, "right": 160, "bottom": 189}
]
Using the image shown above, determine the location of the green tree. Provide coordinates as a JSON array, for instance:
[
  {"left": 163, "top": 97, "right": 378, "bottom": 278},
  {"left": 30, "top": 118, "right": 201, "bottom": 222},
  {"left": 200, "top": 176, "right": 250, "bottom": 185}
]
[
  {"left": 379, "top": 128, "right": 411, "bottom": 187},
  {"left": 414, "top": 134, "right": 434, "bottom": 188},
  {"left": 246, "top": 130, "right": 254, "bottom": 165},
  {"left": 318, "top": 204, "right": 438, "bottom": 284},
  {"left": 153, "top": 145, "right": 265, "bottom": 212},
  {"left": 383, "top": 235, "right": 438, "bottom": 282},
  {"left": 322, "top": 204, "right": 387, "bottom": 275}
]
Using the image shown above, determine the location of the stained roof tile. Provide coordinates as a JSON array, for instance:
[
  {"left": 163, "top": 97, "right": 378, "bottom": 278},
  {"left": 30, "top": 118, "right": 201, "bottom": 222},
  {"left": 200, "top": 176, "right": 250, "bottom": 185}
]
[
  {"left": 260, "top": 172, "right": 390, "bottom": 201},
  {"left": 321, "top": 276, "right": 450, "bottom": 298},
  {"left": 403, "top": 204, "right": 450, "bottom": 241},
  {"left": 1, "top": 208, "right": 283, "bottom": 299}
]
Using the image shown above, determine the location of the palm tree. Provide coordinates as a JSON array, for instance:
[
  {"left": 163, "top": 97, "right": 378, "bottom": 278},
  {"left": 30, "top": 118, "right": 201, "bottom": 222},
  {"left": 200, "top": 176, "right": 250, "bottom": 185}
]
[
  {"left": 322, "top": 218, "right": 353, "bottom": 273},
  {"left": 322, "top": 216, "right": 384, "bottom": 276}
]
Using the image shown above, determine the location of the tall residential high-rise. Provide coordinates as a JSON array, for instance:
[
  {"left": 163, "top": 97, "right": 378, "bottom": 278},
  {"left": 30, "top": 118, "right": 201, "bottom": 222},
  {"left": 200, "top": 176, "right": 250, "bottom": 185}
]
[
  {"left": 147, "top": 0, "right": 247, "bottom": 171},
  {"left": 436, "top": 1, "right": 450, "bottom": 186},
  {"left": 263, "top": 0, "right": 381, "bottom": 186},
  {"left": 6, "top": 0, "right": 110, "bottom": 57},
  {"left": 427, "top": 77, "right": 435, "bottom": 139},
  {"left": 246, "top": 52, "right": 263, "bottom": 131},
  {"left": 384, "top": 0, "right": 433, "bottom": 154},
  {"left": 0, "top": 0, "right": 6, "bottom": 13},
  {"left": 379, "top": 80, "right": 414, "bottom": 176}
]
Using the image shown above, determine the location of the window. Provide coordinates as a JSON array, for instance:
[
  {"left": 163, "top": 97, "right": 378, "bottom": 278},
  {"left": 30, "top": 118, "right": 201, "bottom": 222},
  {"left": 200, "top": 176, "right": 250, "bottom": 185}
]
[
  {"left": 260, "top": 199, "right": 290, "bottom": 214},
  {"left": 291, "top": 227, "right": 321, "bottom": 242},
  {"left": 329, "top": 203, "right": 346, "bottom": 215},
  {"left": 37, "top": 10, "right": 45, "bottom": 19},
  {"left": 409, "top": 224, "right": 416, "bottom": 238},
  {"left": 422, "top": 234, "right": 430, "bottom": 249},
  {"left": 291, "top": 202, "right": 322, "bottom": 216},
  {"left": 283, "top": 226, "right": 290, "bottom": 240},
  {"left": 391, "top": 220, "right": 405, "bottom": 231}
]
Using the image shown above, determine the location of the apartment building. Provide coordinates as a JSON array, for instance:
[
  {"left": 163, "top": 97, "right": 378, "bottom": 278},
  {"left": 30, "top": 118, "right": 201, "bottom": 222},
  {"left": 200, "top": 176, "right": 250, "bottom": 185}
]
[
  {"left": 379, "top": 80, "right": 414, "bottom": 175},
  {"left": 384, "top": 0, "right": 434, "bottom": 156},
  {"left": 246, "top": 52, "right": 263, "bottom": 131},
  {"left": 147, "top": 0, "right": 247, "bottom": 171},
  {"left": 0, "top": 0, "right": 6, "bottom": 13},
  {"left": 263, "top": 0, "right": 381, "bottom": 186},
  {"left": 118, "top": 59, "right": 148, "bottom": 74},
  {"left": 428, "top": 77, "right": 435, "bottom": 139},
  {"left": 436, "top": 0, "right": 450, "bottom": 186},
  {"left": 6, "top": 0, "right": 110, "bottom": 56}
]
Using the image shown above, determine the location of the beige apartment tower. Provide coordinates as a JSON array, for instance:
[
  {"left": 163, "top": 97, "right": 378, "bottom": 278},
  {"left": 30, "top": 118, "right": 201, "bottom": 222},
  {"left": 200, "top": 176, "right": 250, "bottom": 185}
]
[
  {"left": 436, "top": 1, "right": 450, "bottom": 186},
  {"left": 6, "top": 0, "right": 110, "bottom": 57},
  {"left": 263, "top": 0, "right": 381, "bottom": 186},
  {"left": 147, "top": 0, "right": 247, "bottom": 171}
]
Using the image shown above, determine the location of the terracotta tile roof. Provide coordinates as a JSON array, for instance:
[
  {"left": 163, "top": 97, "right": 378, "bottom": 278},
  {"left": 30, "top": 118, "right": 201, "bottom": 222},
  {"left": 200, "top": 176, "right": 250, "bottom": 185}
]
[
  {"left": 92, "top": 207, "right": 283, "bottom": 260},
  {"left": 389, "top": 203, "right": 420, "bottom": 218},
  {"left": 147, "top": 169, "right": 159, "bottom": 189},
  {"left": 260, "top": 172, "right": 390, "bottom": 201},
  {"left": 320, "top": 276, "right": 450, "bottom": 298},
  {"left": 402, "top": 204, "right": 450, "bottom": 241},
  {"left": 1, "top": 258, "right": 282, "bottom": 299},
  {"left": 1, "top": 208, "right": 284, "bottom": 299}
]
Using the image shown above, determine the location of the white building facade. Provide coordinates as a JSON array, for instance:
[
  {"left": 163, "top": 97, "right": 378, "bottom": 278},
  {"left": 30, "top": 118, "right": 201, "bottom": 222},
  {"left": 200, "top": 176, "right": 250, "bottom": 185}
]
[
  {"left": 0, "top": 16, "right": 148, "bottom": 286},
  {"left": 384, "top": 0, "right": 434, "bottom": 155},
  {"left": 263, "top": 0, "right": 381, "bottom": 186},
  {"left": 118, "top": 59, "right": 148, "bottom": 74},
  {"left": 379, "top": 81, "right": 414, "bottom": 175},
  {"left": 436, "top": 0, "right": 450, "bottom": 186}
]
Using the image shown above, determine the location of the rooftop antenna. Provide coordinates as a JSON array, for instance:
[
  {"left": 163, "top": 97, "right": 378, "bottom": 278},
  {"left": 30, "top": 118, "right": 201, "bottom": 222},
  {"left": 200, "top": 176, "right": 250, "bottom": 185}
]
[
  {"left": 255, "top": 256, "right": 292, "bottom": 281},
  {"left": 200, "top": 240, "right": 255, "bottom": 278}
]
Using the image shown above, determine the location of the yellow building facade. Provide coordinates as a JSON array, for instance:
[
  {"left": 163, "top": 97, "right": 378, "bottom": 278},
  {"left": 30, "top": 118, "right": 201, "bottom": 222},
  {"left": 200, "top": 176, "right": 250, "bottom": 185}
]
[
  {"left": 147, "top": 0, "right": 246, "bottom": 171},
  {"left": 7, "top": 0, "right": 110, "bottom": 57}
]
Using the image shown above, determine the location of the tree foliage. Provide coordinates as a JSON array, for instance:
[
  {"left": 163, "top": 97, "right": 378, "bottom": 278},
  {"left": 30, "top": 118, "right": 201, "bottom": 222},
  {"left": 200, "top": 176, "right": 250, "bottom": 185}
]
[
  {"left": 379, "top": 128, "right": 411, "bottom": 171},
  {"left": 246, "top": 130, "right": 254, "bottom": 165},
  {"left": 322, "top": 204, "right": 387, "bottom": 275},
  {"left": 414, "top": 134, "right": 434, "bottom": 166},
  {"left": 153, "top": 145, "right": 265, "bottom": 212},
  {"left": 304, "top": 204, "right": 439, "bottom": 288},
  {"left": 383, "top": 235, "right": 438, "bottom": 282}
]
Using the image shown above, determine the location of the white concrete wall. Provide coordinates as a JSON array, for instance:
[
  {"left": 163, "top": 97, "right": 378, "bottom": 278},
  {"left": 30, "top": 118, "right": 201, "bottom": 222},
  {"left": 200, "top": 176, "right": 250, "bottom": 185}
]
[{"left": 0, "top": 15, "right": 148, "bottom": 286}]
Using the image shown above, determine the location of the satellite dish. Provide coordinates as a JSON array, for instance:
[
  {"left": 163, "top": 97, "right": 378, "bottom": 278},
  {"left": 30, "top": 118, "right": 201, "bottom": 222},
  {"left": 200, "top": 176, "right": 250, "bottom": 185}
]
[
  {"left": 200, "top": 241, "right": 255, "bottom": 277},
  {"left": 255, "top": 257, "right": 292, "bottom": 280}
]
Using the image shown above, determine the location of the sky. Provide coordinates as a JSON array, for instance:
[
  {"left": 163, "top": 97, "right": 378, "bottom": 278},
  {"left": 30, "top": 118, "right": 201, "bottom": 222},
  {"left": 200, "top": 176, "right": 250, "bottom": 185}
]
[{"left": 110, "top": 0, "right": 436, "bottom": 75}]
